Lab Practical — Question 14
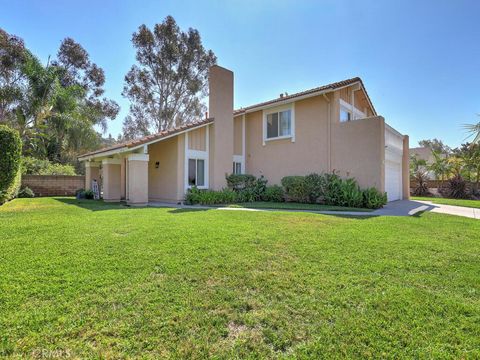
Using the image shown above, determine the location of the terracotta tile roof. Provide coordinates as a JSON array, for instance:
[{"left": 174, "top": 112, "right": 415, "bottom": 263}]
[
  {"left": 233, "top": 77, "right": 376, "bottom": 115},
  {"left": 79, "top": 117, "right": 213, "bottom": 159}
]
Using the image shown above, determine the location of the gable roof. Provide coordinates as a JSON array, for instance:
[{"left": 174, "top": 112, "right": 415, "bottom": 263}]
[
  {"left": 233, "top": 77, "right": 376, "bottom": 116},
  {"left": 78, "top": 118, "right": 213, "bottom": 160},
  {"left": 79, "top": 77, "right": 377, "bottom": 160}
]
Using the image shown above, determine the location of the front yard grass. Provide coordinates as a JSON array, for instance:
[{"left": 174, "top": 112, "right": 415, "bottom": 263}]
[
  {"left": 1, "top": 197, "right": 479, "bottom": 358},
  {"left": 412, "top": 196, "right": 480, "bottom": 209}
]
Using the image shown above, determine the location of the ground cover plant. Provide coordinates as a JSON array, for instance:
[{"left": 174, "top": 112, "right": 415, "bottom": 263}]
[{"left": 0, "top": 197, "right": 479, "bottom": 358}]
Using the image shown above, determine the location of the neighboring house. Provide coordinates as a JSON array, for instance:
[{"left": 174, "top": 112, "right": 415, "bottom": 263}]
[
  {"left": 409, "top": 147, "right": 438, "bottom": 179},
  {"left": 79, "top": 65, "right": 409, "bottom": 205}
]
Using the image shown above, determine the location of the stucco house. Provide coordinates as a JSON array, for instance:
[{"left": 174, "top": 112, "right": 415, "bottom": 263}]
[{"left": 78, "top": 65, "right": 409, "bottom": 205}]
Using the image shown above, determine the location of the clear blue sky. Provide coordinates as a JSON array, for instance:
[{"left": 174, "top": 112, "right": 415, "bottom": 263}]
[{"left": 2, "top": 0, "right": 479, "bottom": 147}]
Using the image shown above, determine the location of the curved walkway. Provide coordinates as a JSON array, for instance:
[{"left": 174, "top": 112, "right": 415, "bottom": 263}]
[{"left": 149, "top": 200, "right": 480, "bottom": 219}]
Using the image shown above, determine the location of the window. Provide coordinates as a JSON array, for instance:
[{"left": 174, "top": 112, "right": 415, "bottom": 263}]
[
  {"left": 266, "top": 109, "right": 292, "bottom": 139},
  {"left": 340, "top": 108, "right": 352, "bottom": 122},
  {"left": 233, "top": 162, "right": 242, "bottom": 174},
  {"left": 188, "top": 159, "right": 205, "bottom": 187}
]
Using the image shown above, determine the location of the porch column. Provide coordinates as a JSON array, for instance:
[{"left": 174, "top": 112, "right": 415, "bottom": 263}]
[
  {"left": 102, "top": 158, "right": 122, "bottom": 202},
  {"left": 127, "top": 153, "right": 149, "bottom": 206},
  {"left": 84, "top": 161, "right": 100, "bottom": 190}
]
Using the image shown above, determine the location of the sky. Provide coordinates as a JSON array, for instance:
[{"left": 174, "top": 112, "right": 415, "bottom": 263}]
[{"left": 2, "top": 0, "right": 480, "bottom": 148}]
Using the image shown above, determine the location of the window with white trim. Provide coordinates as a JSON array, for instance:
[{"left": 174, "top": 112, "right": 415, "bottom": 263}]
[
  {"left": 266, "top": 109, "right": 292, "bottom": 139},
  {"left": 188, "top": 158, "right": 205, "bottom": 187},
  {"left": 233, "top": 162, "right": 242, "bottom": 174},
  {"left": 340, "top": 108, "right": 352, "bottom": 122}
]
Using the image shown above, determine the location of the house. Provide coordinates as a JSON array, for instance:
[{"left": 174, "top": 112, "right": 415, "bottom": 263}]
[
  {"left": 78, "top": 65, "right": 409, "bottom": 205},
  {"left": 409, "top": 146, "right": 438, "bottom": 179}
]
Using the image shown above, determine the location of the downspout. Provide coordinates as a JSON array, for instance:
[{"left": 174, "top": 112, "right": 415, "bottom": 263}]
[{"left": 323, "top": 93, "right": 331, "bottom": 172}]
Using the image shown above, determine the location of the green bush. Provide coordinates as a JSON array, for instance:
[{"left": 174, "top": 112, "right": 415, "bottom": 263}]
[
  {"left": 304, "top": 173, "right": 327, "bottom": 203},
  {"left": 226, "top": 174, "right": 268, "bottom": 202},
  {"left": 362, "top": 187, "right": 387, "bottom": 209},
  {"left": 262, "top": 185, "right": 285, "bottom": 202},
  {"left": 281, "top": 176, "right": 309, "bottom": 202},
  {"left": 84, "top": 189, "right": 95, "bottom": 200},
  {"left": 226, "top": 174, "right": 256, "bottom": 190},
  {"left": 0, "top": 125, "right": 22, "bottom": 204},
  {"left": 22, "top": 156, "right": 76, "bottom": 175},
  {"left": 185, "top": 187, "right": 237, "bottom": 205},
  {"left": 17, "top": 186, "right": 35, "bottom": 198}
]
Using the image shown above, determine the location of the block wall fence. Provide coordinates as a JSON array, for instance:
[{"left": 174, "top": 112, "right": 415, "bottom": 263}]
[{"left": 21, "top": 175, "right": 85, "bottom": 197}]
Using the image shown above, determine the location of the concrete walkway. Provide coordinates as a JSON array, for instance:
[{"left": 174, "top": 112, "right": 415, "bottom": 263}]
[{"left": 149, "top": 200, "right": 479, "bottom": 219}]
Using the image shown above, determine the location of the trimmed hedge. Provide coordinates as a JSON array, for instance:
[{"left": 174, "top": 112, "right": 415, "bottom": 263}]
[{"left": 0, "top": 125, "right": 22, "bottom": 204}]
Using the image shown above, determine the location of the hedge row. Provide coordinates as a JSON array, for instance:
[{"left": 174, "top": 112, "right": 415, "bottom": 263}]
[
  {"left": 0, "top": 125, "right": 22, "bottom": 205},
  {"left": 186, "top": 172, "right": 387, "bottom": 209}
]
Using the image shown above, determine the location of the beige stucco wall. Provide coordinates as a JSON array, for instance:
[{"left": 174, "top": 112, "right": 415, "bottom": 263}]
[
  {"left": 209, "top": 66, "right": 234, "bottom": 190},
  {"left": 127, "top": 157, "right": 149, "bottom": 205},
  {"left": 85, "top": 163, "right": 100, "bottom": 190},
  {"left": 188, "top": 126, "right": 207, "bottom": 151},
  {"left": 243, "top": 95, "right": 330, "bottom": 185},
  {"left": 331, "top": 116, "right": 385, "bottom": 191},
  {"left": 102, "top": 161, "right": 122, "bottom": 201},
  {"left": 242, "top": 92, "right": 386, "bottom": 192},
  {"left": 148, "top": 136, "right": 183, "bottom": 202},
  {"left": 233, "top": 116, "right": 243, "bottom": 156},
  {"left": 120, "top": 158, "right": 126, "bottom": 199}
]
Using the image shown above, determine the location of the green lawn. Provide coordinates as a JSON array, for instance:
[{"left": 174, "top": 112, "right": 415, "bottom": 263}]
[
  {"left": 225, "top": 201, "right": 374, "bottom": 212},
  {"left": 412, "top": 196, "right": 480, "bottom": 209},
  {"left": 1, "top": 198, "right": 479, "bottom": 358}
]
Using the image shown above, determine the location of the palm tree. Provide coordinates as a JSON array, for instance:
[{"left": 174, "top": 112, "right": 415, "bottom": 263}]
[
  {"left": 428, "top": 151, "right": 451, "bottom": 181},
  {"left": 464, "top": 115, "right": 480, "bottom": 144}
]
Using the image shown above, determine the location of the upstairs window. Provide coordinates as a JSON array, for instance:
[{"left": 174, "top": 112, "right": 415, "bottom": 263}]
[
  {"left": 340, "top": 108, "right": 352, "bottom": 122},
  {"left": 266, "top": 109, "right": 292, "bottom": 139}
]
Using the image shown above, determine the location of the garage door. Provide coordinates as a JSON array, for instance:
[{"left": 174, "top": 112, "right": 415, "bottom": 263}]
[{"left": 385, "top": 160, "right": 402, "bottom": 201}]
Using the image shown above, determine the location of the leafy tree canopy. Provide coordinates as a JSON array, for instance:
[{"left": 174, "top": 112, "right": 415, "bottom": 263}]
[
  {"left": 418, "top": 138, "right": 451, "bottom": 155},
  {"left": 0, "top": 29, "right": 119, "bottom": 164},
  {"left": 122, "top": 16, "right": 217, "bottom": 139}
]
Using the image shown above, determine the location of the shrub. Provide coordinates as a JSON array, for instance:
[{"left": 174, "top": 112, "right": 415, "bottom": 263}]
[
  {"left": 76, "top": 189, "right": 86, "bottom": 199},
  {"left": 339, "top": 178, "right": 364, "bottom": 208},
  {"left": 304, "top": 173, "right": 327, "bottom": 203},
  {"left": 323, "top": 173, "right": 344, "bottom": 205},
  {"left": 227, "top": 174, "right": 268, "bottom": 202},
  {"left": 262, "top": 185, "right": 285, "bottom": 202},
  {"left": 226, "top": 174, "right": 256, "bottom": 190},
  {"left": 0, "top": 125, "right": 22, "bottom": 204},
  {"left": 439, "top": 175, "right": 470, "bottom": 199},
  {"left": 17, "top": 186, "right": 35, "bottom": 198},
  {"left": 21, "top": 156, "right": 76, "bottom": 175},
  {"left": 281, "top": 176, "right": 309, "bottom": 202},
  {"left": 84, "top": 189, "right": 95, "bottom": 200},
  {"left": 185, "top": 187, "right": 237, "bottom": 205},
  {"left": 411, "top": 170, "right": 431, "bottom": 196},
  {"left": 362, "top": 187, "right": 387, "bottom": 209}
]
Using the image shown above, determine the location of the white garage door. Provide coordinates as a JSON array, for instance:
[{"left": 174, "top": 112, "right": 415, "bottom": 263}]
[{"left": 385, "top": 160, "right": 402, "bottom": 201}]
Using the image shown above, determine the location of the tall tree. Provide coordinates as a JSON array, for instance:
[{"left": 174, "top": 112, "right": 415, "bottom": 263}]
[
  {"left": 0, "top": 29, "right": 27, "bottom": 122},
  {"left": 122, "top": 16, "right": 217, "bottom": 139},
  {"left": 418, "top": 138, "right": 451, "bottom": 155},
  {"left": 0, "top": 29, "right": 119, "bottom": 162}
]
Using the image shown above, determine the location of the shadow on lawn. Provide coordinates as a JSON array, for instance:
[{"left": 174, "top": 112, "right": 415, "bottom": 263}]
[{"left": 54, "top": 197, "right": 133, "bottom": 211}]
